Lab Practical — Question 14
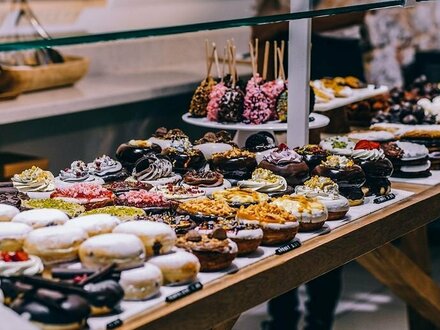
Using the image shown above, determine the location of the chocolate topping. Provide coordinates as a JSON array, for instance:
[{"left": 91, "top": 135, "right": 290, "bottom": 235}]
[
  {"left": 210, "top": 228, "right": 227, "bottom": 240},
  {"left": 186, "top": 230, "right": 202, "bottom": 242},
  {"left": 380, "top": 142, "right": 404, "bottom": 159}
]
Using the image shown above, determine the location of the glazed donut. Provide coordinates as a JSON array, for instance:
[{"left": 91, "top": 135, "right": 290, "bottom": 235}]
[
  {"left": 149, "top": 250, "right": 200, "bottom": 285},
  {"left": 0, "top": 222, "right": 32, "bottom": 252},
  {"left": 79, "top": 233, "right": 145, "bottom": 270},
  {"left": 24, "top": 226, "right": 88, "bottom": 264},
  {"left": 113, "top": 221, "right": 176, "bottom": 256},
  {"left": 119, "top": 263, "right": 163, "bottom": 300},
  {"left": 0, "top": 204, "right": 20, "bottom": 221},
  {"left": 12, "top": 209, "right": 69, "bottom": 229},
  {"left": 64, "top": 214, "right": 120, "bottom": 237}
]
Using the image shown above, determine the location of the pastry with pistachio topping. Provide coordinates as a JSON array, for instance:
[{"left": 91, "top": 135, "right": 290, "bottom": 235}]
[
  {"left": 319, "top": 136, "right": 355, "bottom": 156},
  {"left": 21, "top": 199, "right": 85, "bottom": 218},
  {"left": 81, "top": 206, "right": 146, "bottom": 221}
]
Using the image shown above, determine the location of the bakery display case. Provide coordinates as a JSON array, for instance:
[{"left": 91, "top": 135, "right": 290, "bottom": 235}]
[{"left": 1, "top": 1, "right": 440, "bottom": 330}]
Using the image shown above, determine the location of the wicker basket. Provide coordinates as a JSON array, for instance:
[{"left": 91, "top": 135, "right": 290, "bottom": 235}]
[{"left": 0, "top": 55, "right": 89, "bottom": 99}]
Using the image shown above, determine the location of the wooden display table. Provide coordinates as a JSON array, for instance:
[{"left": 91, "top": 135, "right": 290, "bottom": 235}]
[{"left": 115, "top": 182, "right": 439, "bottom": 330}]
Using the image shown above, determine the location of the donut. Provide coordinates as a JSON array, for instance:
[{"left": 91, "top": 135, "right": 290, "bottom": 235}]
[
  {"left": 64, "top": 214, "right": 120, "bottom": 237},
  {"left": 0, "top": 204, "right": 20, "bottom": 221},
  {"left": 24, "top": 226, "right": 88, "bottom": 264},
  {"left": 0, "top": 222, "right": 32, "bottom": 252},
  {"left": 79, "top": 233, "right": 145, "bottom": 270},
  {"left": 113, "top": 221, "right": 176, "bottom": 256},
  {"left": 149, "top": 250, "right": 200, "bottom": 285},
  {"left": 119, "top": 263, "right": 163, "bottom": 300},
  {"left": 12, "top": 209, "right": 69, "bottom": 229}
]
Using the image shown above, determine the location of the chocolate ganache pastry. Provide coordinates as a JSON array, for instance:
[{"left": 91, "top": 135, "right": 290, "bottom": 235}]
[
  {"left": 352, "top": 140, "right": 393, "bottom": 196},
  {"left": 245, "top": 132, "right": 277, "bottom": 153},
  {"left": 103, "top": 180, "right": 153, "bottom": 194},
  {"left": 140, "top": 213, "right": 196, "bottom": 236},
  {"left": 132, "top": 155, "right": 178, "bottom": 185},
  {"left": 210, "top": 148, "right": 257, "bottom": 180},
  {"left": 294, "top": 144, "right": 330, "bottom": 173},
  {"left": 161, "top": 138, "right": 206, "bottom": 174},
  {"left": 258, "top": 145, "right": 309, "bottom": 187},
  {"left": 183, "top": 169, "right": 224, "bottom": 188},
  {"left": 88, "top": 155, "right": 127, "bottom": 182},
  {"left": 116, "top": 139, "right": 162, "bottom": 171},
  {"left": 0, "top": 184, "right": 21, "bottom": 208}
]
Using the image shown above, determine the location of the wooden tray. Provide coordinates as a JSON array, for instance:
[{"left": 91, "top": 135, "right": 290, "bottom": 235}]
[{"left": 0, "top": 55, "right": 89, "bottom": 99}]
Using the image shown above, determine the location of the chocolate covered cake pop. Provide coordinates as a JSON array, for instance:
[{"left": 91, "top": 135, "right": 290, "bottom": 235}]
[{"left": 189, "top": 76, "right": 216, "bottom": 118}]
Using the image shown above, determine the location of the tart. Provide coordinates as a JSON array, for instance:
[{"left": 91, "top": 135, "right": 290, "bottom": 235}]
[
  {"left": 116, "top": 139, "right": 162, "bottom": 171},
  {"left": 177, "top": 198, "right": 236, "bottom": 222},
  {"left": 0, "top": 188, "right": 21, "bottom": 208},
  {"left": 271, "top": 195, "right": 328, "bottom": 232},
  {"left": 236, "top": 202, "right": 298, "bottom": 245},
  {"left": 212, "top": 187, "right": 269, "bottom": 207},
  {"left": 140, "top": 213, "right": 196, "bottom": 236},
  {"left": 81, "top": 206, "right": 146, "bottom": 221},
  {"left": 116, "top": 190, "right": 172, "bottom": 213},
  {"left": 21, "top": 198, "right": 85, "bottom": 218},
  {"left": 258, "top": 145, "right": 310, "bottom": 187},
  {"left": 295, "top": 176, "right": 349, "bottom": 220},
  {"left": 55, "top": 160, "right": 104, "bottom": 188},
  {"left": 88, "top": 155, "right": 127, "bottom": 183},
  {"left": 312, "top": 155, "right": 366, "bottom": 206},
  {"left": 11, "top": 166, "right": 55, "bottom": 199},
  {"left": 183, "top": 169, "right": 229, "bottom": 195},
  {"left": 210, "top": 148, "right": 257, "bottom": 180},
  {"left": 176, "top": 229, "right": 238, "bottom": 272},
  {"left": 161, "top": 138, "right": 206, "bottom": 173},
  {"left": 196, "top": 219, "right": 263, "bottom": 255},
  {"left": 237, "top": 168, "right": 289, "bottom": 197},
  {"left": 131, "top": 154, "right": 181, "bottom": 186},
  {"left": 294, "top": 144, "right": 330, "bottom": 172},
  {"left": 50, "top": 183, "right": 115, "bottom": 211},
  {"left": 319, "top": 136, "right": 355, "bottom": 156},
  {"left": 156, "top": 184, "right": 205, "bottom": 201}
]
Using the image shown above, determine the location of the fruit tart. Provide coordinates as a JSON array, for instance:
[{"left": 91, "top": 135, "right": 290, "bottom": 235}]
[
  {"left": 212, "top": 187, "right": 269, "bottom": 207},
  {"left": 116, "top": 139, "right": 162, "bottom": 171},
  {"left": 50, "top": 183, "right": 115, "bottom": 210},
  {"left": 210, "top": 148, "right": 258, "bottom": 180}
]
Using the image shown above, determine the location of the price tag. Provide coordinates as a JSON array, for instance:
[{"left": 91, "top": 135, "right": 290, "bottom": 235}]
[
  {"left": 166, "top": 282, "right": 203, "bottom": 303},
  {"left": 275, "top": 241, "right": 301, "bottom": 255},
  {"left": 374, "top": 193, "right": 396, "bottom": 204}
]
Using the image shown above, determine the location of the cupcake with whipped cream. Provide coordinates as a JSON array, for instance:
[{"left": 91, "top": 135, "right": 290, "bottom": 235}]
[
  {"left": 295, "top": 176, "right": 349, "bottom": 220},
  {"left": 237, "top": 168, "right": 291, "bottom": 197},
  {"left": 11, "top": 166, "right": 55, "bottom": 199},
  {"left": 130, "top": 154, "right": 181, "bottom": 186},
  {"left": 88, "top": 155, "right": 127, "bottom": 182},
  {"left": 55, "top": 161, "right": 104, "bottom": 188},
  {"left": 352, "top": 140, "right": 393, "bottom": 196},
  {"left": 258, "top": 145, "right": 309, "bottom": 187},
  {"left": 320, "top": 136, "right": 355, "bottom": 156}
]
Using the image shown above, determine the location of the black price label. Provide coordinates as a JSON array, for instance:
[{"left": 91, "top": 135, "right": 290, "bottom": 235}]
[
  {"left": 374, "top": 193, "right": 396, "bottom": 204},
  {"left": 166, "top": 282, "right": 203, "bottom": 303},
  {"left": 106, "top": 318, "right": 123, "bottom": 329},
  {"left": 275, "top": 241, "right": 301, "bottom": 255}
]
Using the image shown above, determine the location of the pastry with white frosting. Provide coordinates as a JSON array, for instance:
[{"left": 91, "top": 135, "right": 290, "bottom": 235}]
[
  {"left": 120, "top": 263, "right": 163, "bottom": 300},
  {"left": 0, "top": 204, "right": 20, "bottom": 221},
  {"left": 12, "top": 208, "right": 69, "bottom": 228},
  {"left": 64, "top": 214, "right": 120, "bottom": 237},
  {"left": 0, "top": 222, "right": 32, "bottom": 252}
]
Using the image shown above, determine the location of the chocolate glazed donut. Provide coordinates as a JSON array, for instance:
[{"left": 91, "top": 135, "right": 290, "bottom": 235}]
[
  {"left": 356, "top": 158, "right": 394, "bottom": 178},
  {"left": 259, "top": 160, "right": 310, "bottom": 187},
  {"left": 116, "top": 142, "right": 162, "bottom": 171},
  {"left": 210, "top": 156, "right": 257, "bottom": 180},
  {"left": 311, "top": 165, "right": 366, "bottom": 189}
]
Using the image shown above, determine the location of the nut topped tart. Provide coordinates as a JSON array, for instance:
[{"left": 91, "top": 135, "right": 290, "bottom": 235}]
[
  {"left": 237, "top": 168, "right": 289, "bottom": 196},
  {"left": 196, "top": 219, "right": 263, "bottom": 255},
  {"left": 55, "top": 160, "right": 104, "bottom": 187},
  {"left": 130, "top": 154, "right": 181, "bottom": 186},
  {"left": 312, "top": 155, "right": 366, "bottom": 206},
  {"left": 81, "top": 206, "right": 146, "bottom": 221},
  {"left": 212, "top": 187, "right": 269, "bottom": 207},
  {"left": 21, "top": 199, "right": 85, "bottom": 218},
  {"left": 271, "top": 195, "right": 328, "bottom": 232},
  {"left": 116, "top": 190, "right": 172, "bottom": 212},
  {"left": 87, "top": 155, "right": 127, "bottom": 183},
  {"left": 294, "top": 144, "right": 330, "bottom": 172},
  {"left": 176, "top": 229, "right": 238, "bottom": 272},
  {"left": 295, "top": 176, "right": 349, "bottom": 220},
  {"left": 210, "top": 148, "right": 257, "bottom": 180},
  {"left": 156, "top": 184, "right": 205, "bottom": 201},
  {"left": 236, "top": 202, "right": 298, "bottom": 245},
  {"left": 161, "top": 138, "right": 206, "bottom": 173},
  {"left": 319, "top": 136, "right": 355, "bottom": 156},
  {"left": 177, "top": 198, "right": 236, "bottom": 222},
  {"left": 50, "top": 183, "right": 115, "bottom": 210},
  {"left": 116, "top": 139, "right": 162, "bottom": 171},
  {"left": 12, "top": 166, "right": 55, "bottom": 199}
]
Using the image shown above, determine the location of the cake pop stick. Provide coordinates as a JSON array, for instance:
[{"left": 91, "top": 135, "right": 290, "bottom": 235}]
[
  {"left": 213, "top": 42, "right": 221, "bottom": 79},
  {"left": 274, "top": 40, "right": 278, "bottom": 81},
  {"left": 262, "top": 41, "right": 270, "bottom": 81}
]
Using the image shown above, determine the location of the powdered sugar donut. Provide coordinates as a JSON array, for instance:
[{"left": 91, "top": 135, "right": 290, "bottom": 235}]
[
  {"left": 12, "top": 209, "right": 69, "bottom": 229},
  {"left": 64, "top": 214, "right": 120, "bottom": 237},
  {"left": 0, "top": 222, "right": 32, "bottom": 252},
  {"left": 120, "top": 263, "right": 163, "bottom": 300},
  {"left": 0, "top": 204, "right": 20, "bottom": 221}
]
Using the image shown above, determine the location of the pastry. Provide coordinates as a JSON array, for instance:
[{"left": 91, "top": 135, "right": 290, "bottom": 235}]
[
  {"left": 0, "top": 222, "right": 32, "bottom": 252},
  {"left": 183, "top": 169, "right": 226, "bottom": 193},
  {"left": 262, "top": 79, "right": 286, "bottom": 120},
  {"left": 148, "top": 128, "right": 189, "bottom": 150},
  {"left": 429, "top": 151, "right": 440, "bottom": 170},
  {"left": 243, "top": 74, "right": 272, "bottom": 124},
  {"left": 312, "top": 155, "right": 366, "bottom": 206},
  {"left": 258, "top": 145, "right": 310, "bottom": 187},
  {"left": 211, "top": 148, "right": 257, "bottom": 180},
  {"left": 11, "top": 166, "right": 55, "bottom": 199},
  {"left": 141, "top": 213, "right": 196, "bottom": 236},
  {"left": 50, "top": 183, "right": 116, "bottom": 211},
  {"left": 55, "top": 160, "right": 104, "bottom": 188},
  {"left": 0, "top": 189, "right": 21, "bottom": 208},
  {"left": 0, "top": 251, "right": 43, "bottom": 276},
  {"left": 347, "top": 131, "right": 395, "bottom": 142},
  {"left": 156, "top": 184, "right": 205, "bottom": 201},
  {"left": 149, "top": 250, "right": 200, "bottom": 285},
  {"left": 245, "top": 132, "right": 278, "bottom": 163},
  {"left": 116, "top": 190, "right": 172, "bottom": 213},
  {"left": 79, "top": 233, "right": 146, "bottom": 270},
  {"left": 352, "top": 140, "right": 393, "bottom": 196},
  {"left": 21, "top": 199, "right": 85, "bottom": 218},
  {"left": 237, "top": 168, "right": 289, "bottom": 196},
  {"left": 24, "top": 226, "right": 88, "bottom": 264},
  {"left": 113, "top": 221, "right": 177, "bottom": 257},
  {"left": 119, "top": 263, "right": 163, "bottom": 300},
  {"left": 81, "top": 206, "right": 146, "bottom": 221},
  {"left": 294, "top": 144, "right": 330, "bottom": 172},
  {"left": 161, "top": 138, "right": 206, "bottom": 173},
  {"left": 103, "top": 180, "right": 153, "bottom": 194},
  {"left": 0, "top": 204, "right": 20, "bottom": 221},
  {"left": 319, "top": 136, "right": 355, "bottom": 156},
  {"left": 236, "top": 202, "right": 298, "bottom": 245},
  {"left": 64, "top": 214, "right": 121, "bottom": 237},
  {"left": 176, "top": 229, "right": 238, "bottom": 271},
  {"left": 207, "top": 82, "right": 228, "bottom": 121},
  {"left": 131, "top": 154, "right": 180, "bottom": 186},
  {"left": 177, "top": 198, "right": 236, "bottom": 222},
  {"left": 381, "top": 141, "right": 431, "bottom": 178},
  {"left": 189, "top": 76, "right": 217, "bottom": 117},
  {"left": 116, "top": 139, "right": 162, "bottom": 171},
  {"left": 196, "top": 219, "right": 263, "bottom": 255},
  {"left": 276, "top": 89, "right": 288, "bottom": 122},
  {"left": 295, "top": 176, "right": 349, "bottom": 220},
  {"left": 193, "top": 142, "right": 233, "bottom": 160},
  {"left": 212, "top": 187, "right": 269, "bottom": 207},
  {"left": 12, "top": 208, "right": 69, "bottom": 228},
  {"left": 194, "top": 131, "right": 235, "bottom": 145},
  {"left": 271, "top": 195, "right": 328, "bottom": 232},
  {"left": 88, "top": 155, "right": 127, "bottom": 183},
  {"left": 399, "top": 129, "right": 440, "bottom": 151}
]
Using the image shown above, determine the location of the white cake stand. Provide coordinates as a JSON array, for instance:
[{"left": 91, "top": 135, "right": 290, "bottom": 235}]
[{"left": 182, "top": 112, "right": 329, "bottom": 147}]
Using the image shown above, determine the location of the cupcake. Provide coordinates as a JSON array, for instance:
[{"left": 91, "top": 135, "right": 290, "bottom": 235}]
[
  {"left": 211, "top": 148, "right": 257, "bottom": 180},
  {"left": 294, "top": 144, "right": 330, "bottom": 172},
  {"left": 11, "top": 166, "right": 55, "bottom": 199},
  {"left": 116, "top": 139, "right": 162, "bottom": 171},
  {"left": 352, "top": 140, "right": 393, "bottom": 196},
  {"left": 116, "top": 190, "right": 172, "bottom": 213},
  {"left": 319, "top": 136, "right": 355, "bottom": 156},
  {"left": 131, "top": 155, "right": 180, "bottom": 186},
  {"left": 50, "top": 183, "right": 115, "bottom": 210},
  {"left": 295, "top": 176, "right": 349, "bottom": 220},
  {"left": 55, "top": 160, "right": 104, "bottom": 188},
  {"left": 161, "top": 138, "right": 206, "bottom": 174},
  {"left": 245, "top": 132, "right": 278, "bottom": 163},
  {"left": 88, "top": 155, "right": 127, "bottom": 183},
  {"left": 312, "top": 155, "right": 366, "bottom": 206},
  {"left": 176, "top": 229, "right": 238, "bottom": 272},
  {"left": 258, "top": 145, "right": 309, "bottom": 187},
  {"left": 237, "top": 168, "right": 290, "bottom": 197}
]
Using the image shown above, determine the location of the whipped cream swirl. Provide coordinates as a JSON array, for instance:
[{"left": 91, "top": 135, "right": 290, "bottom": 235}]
[
  {"left": 0, "top": 256, "right": 44, "bottom": 276},
  {"left": 12, "top": 166, "right": 55, "bottom": 192},
  {"left": 88, "top": 155, "right": 122, "bottom": 177},
  {"left": 352, "top": 149, "right": 385, "bottom": 161},
  {"left": 264, "top": 148, "right": 303, "bottom": 164},
  {"left": 238, "top": 168, "right": 287, "bottom": 193},
  {"left": 133, "top": 156, "right": 173, "bottom": 181},
  {"left": 59, "top": 161, "right": 92, "bottom": 182}
]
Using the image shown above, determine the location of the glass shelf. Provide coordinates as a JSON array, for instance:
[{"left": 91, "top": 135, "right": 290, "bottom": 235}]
[{"left": 0, "top": 0, "right": 405, "bottom": 51}]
